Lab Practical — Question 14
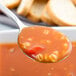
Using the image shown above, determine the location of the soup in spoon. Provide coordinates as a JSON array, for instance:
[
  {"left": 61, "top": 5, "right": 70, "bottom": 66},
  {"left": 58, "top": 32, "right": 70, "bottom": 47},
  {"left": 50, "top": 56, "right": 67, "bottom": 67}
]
[{"left": 18, "top": 26, "right": 72, "bottom": 63}]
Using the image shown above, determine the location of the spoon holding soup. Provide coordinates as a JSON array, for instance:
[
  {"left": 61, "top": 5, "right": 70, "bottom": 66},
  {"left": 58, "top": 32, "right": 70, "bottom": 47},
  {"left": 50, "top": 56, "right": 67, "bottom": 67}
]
[{"left": 0, "top": 3, "right": 72, "bottom": 63}]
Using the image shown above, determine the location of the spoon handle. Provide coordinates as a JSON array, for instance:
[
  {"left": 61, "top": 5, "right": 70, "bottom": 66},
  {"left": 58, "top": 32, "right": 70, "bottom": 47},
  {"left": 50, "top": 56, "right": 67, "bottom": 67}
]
[{"left": 0, "top": 3, "right": 27, "bottom": 30}]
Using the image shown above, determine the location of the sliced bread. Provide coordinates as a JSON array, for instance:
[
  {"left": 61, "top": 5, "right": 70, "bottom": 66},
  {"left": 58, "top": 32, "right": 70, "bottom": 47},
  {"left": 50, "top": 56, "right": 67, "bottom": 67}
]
[
  {"left": 17, "top": 0, "right": 34, "bottom": 16},
  {"left": 27, "top": 0, "right": 48, "bottom": 22},
  {"left": 41, "top": 6, "right": 56, "bottom": 25},
  {"left": 0, "top": 0, "right": 21, "bottom": 9},
  {"left": 47, "top": 0, "right": 76, "bottom": 26}
]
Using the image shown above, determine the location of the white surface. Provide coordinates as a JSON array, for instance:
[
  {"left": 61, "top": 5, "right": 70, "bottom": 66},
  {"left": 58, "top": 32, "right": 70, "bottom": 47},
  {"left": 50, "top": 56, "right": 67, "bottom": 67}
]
[
  {"left": 0, "top": 23, "right": 16, "bottom": 30},
  {"left": 0, "top": 29, "right": 19, "bottom": 43},
  {"left": 0, "top": 28, "right": 76, "bottom": 43}
]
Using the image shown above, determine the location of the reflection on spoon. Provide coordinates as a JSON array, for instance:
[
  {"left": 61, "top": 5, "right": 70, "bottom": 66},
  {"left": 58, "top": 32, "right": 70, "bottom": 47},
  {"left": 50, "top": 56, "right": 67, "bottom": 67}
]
[{"left": 0, "top": 3, "right": 72, "bottom": 63}]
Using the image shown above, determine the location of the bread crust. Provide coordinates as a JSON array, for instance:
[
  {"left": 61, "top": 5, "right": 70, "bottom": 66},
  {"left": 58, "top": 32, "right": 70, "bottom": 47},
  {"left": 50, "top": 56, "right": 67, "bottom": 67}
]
[
  {"left": 47, "top": 0, "right": 76, "bottom": 26},
  {"left": 27, "top": 13, "right": 41, "bottom": 22},
  {"left": 1, "top": 0, "right": 21, "bottom": 9},
  {"left": 72, "top": 0, "right": 76, "bottom": 5},
  {"left": 17, "top": 0, "right": 34, "bottom": 16}
]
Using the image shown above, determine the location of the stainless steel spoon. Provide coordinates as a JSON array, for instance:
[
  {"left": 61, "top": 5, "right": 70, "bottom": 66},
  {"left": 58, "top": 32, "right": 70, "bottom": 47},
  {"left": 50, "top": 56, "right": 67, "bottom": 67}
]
[{"left": 0, "top": 3, "right": 27, "bottom": 31}]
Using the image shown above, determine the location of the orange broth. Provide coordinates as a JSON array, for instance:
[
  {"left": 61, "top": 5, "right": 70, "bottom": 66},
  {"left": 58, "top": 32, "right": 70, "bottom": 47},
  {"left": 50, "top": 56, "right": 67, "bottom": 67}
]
[{"left": 0, "top": 42, "right": 76, "bottom": 76}]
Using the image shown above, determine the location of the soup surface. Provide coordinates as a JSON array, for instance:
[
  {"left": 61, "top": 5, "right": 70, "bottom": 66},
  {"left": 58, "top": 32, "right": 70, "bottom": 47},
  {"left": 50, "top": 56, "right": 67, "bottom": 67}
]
[
  {"left": 0, "top": 42, "right": 76, "bottom": 76},
  {"left": 18, "top": 26, "right": 71, "bottom": 63}
]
